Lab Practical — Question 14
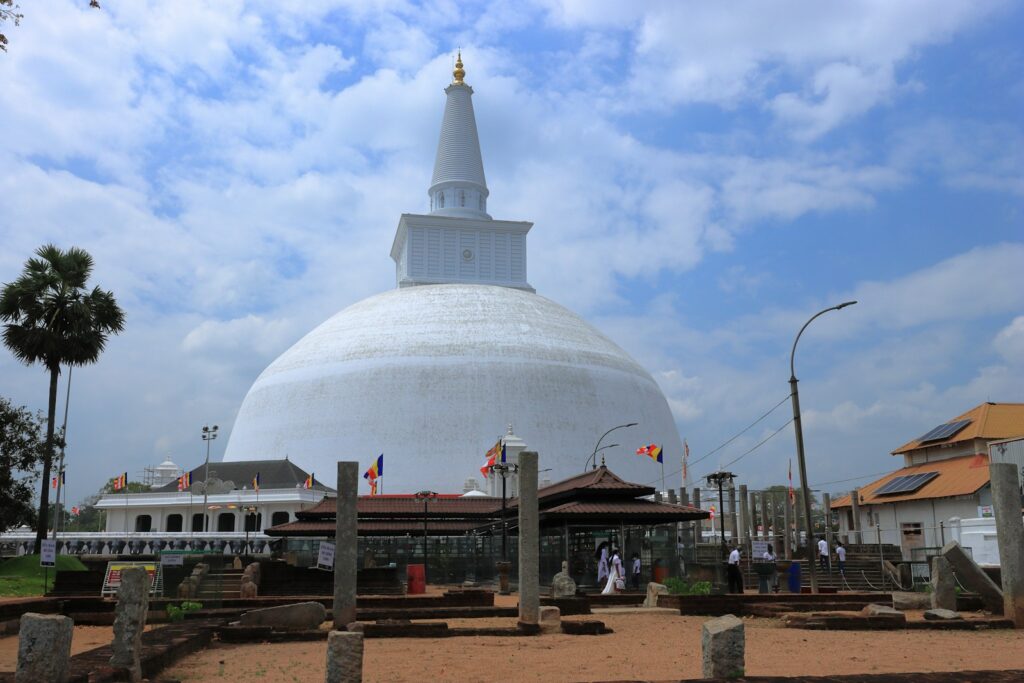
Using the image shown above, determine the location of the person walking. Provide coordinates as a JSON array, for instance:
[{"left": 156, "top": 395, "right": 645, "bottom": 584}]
[
  {"left": 817, "top": 536, "right": 829, "bottom": 571},
  {"left": 602, "top": 547, "right": 625, "bottom": 594},
  {"left": 835, "top": 540, "right": 847, "bottom": 575},
  {"left": 727, "top": 543, "right": 743, "bottom": 594},
  {"left": 596, "top": 542, "right": 609, "bottom": 586},
  {"left": 763, "top": 542, "right": 779, "bottom": 593},
  {"left": 631, "top": 552, "right": 641, "bottom": 590}
]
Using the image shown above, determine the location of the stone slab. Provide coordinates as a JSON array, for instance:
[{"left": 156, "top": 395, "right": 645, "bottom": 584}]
[
  {"left": 643, "top": 582, "right": 668, "bottom": 608},
  {"left": 539, "top": 606, "right": 561, "bottom": 634},
  {"left": 701, "top": 614, "right": 745, "bottom": 679},
  {"left": 16, "top": 612, "right": 73, "bottom": 683},
  {"left": 924, "top": 608, "right": 962, "bottom": 620},
  {"left": 862, "top": 603, "right": 903, "bottom": 617},
  {"left": 941, "top": 541, "right": 1003, "bottom": 613},
  {"left": 892, "top": 592, "right": 931, "bottom": 611},
  {"left": 239, "top": 601, "right": 326, "bottom": 630},
  {"left": 325, "top": 630, "right": 363, "bottom": 683}
]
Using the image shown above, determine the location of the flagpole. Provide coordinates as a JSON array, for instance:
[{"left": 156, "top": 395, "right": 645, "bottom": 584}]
[{"left": 661, "top": 460, "right": 665, "bottom": 497}]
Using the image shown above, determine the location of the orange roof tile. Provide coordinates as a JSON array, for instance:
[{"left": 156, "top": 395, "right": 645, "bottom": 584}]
[
  {"left": 831, "top": 453, "right": 991, "bottom": 508},
  {"left": 892, "top": 402, "right": 1024, "bottom": 455}
]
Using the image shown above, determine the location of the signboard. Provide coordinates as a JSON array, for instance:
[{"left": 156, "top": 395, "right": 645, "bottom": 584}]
[
  {"left": 160, "top": 552, "right": 185, "bottom": 567},
  {"left": 102, "top": 562, "right": 160, "bottom": 596},
  {"left": 316, "top": 541, "right": 336, "bottom": 571},
  {"left": 40, "top": 539, "right": 56, "bottom": 568},
  {"left": 751, "top": 540, "right": 768, "bottom": 559},
  {"left": 978, "top": 505, "right": 994, "bottom": 518}
]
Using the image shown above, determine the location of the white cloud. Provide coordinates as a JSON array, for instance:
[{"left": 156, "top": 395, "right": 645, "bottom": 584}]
[{"left": 994, "top": 316, "right": 1024, "bottom": 364}]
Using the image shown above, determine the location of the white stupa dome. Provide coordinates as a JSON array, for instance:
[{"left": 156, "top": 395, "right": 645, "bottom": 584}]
[{"left": 222, "top": 56, "right": 683, "bottom": 491}]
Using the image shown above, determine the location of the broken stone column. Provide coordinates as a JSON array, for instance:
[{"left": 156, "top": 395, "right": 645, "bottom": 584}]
[
  {"left": 17, "top": 613, "right": 73, "bottom": 683},
  {"left": 692, "top": 487, "right": 703, "bottom": 543},
  {"left": 941, "top": 540, "right": 1003, "bottom": 613},
  {"left": 518, "top": 450, "right": 540, "bottom": 628},
  {"left": 539, "top": 606, "right": 561, "bottom": 634},
  {"left": 334, "top": 461, "right": 358, "bottom": 629},
  {"left": 930, "top": 556, "right": 957, "bottom": 611},
  {"left": 739, "top": 484, "right": 750, "bottom": 546},
  {"left": 701, "top": 614, "right": 745, "bottom": 679},
  {"left": 325, "top": 630, "right": 363, "bottom": 683},
  {"left": 989, "top": 462, "right": 1024, "bottom": 627},
  {"left": 644, "top": 581, "right": 668, "bottom": 608},
  {"left": 551, "top": 560, "right": 576, "bottom": 598},
  {"left": 759, "top": 491, "right": 771, "bottom": 541},
  {"left": 850, "top": 489, "right": 862, "bottom": 544},
  {"left": 110, "top": 566, "right": 149, "bottom": 682}
]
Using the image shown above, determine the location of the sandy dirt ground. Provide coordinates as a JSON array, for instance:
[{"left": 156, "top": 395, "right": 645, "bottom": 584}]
[
  {"left": 160, "top": 612, "right": 1024, "bottom": 682},
  {"left": 0, "top": 624, "right": 155, "bottom": 672}
]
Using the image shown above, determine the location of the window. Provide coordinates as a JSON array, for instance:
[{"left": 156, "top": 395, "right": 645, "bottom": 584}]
[
  {"left": 134, "top": 515, "right": 152, "bottom": 532},
  {"left": 191, "top": 513, "right": 205, "bottom": 532},
  {"left": 217, "top": 512, "right": 236, "bottom": 532},
  {"left": 271, "top": 511, "right": 290, "bottom": 526},
  {"left": 165, "top": 514, "right": 183, "bottom": 532},
  {"left": 459, "top": 190, "right": 465, "bottom": 207},
  {"left": 244, "top": 512, "right": 262, "bottom": 532}
]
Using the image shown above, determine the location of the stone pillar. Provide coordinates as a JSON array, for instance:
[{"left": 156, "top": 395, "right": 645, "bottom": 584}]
[
  {"left": 748, "top": 490, "right": 758, "bottom": 538},
  {"left": 930, "top": 556, "right": 957, "bottom": 611},
  {"left": 793, "top": 492, "right": 804, "bottom": 550},
  {"left": 518, "top": 450, "right": 540, "bottom": 628},
  {"left": 325, "top": 630, "right": 364, "bottom": 683},
  {"left": 727, "top": 485, "right": 738, "bottom": 545},
  {"left": 654, "top": 491, "right": 663, "bottom": 503},
  {"left": 989, "top": 462, "right": 1024, "bottom": 627},
  {"left": 17, "top": 613, "right": 73, "bottom": 683},
  {"left": 110, "top": 566, "right": 149, "bottom": 681},
  {"left": 759, "top": 491, "right": 771, "bottom": 541},
  {"left": 334, "top": 461, "right": 358, "bottom": 629},
  {"left": 783, "top": 495, "right": 792, "bottom": 560},
  {"left": 822, "top": 493, "right": 832, "bottom": 549},
  {"left": 667, "top": 489, "right": 678, "bottom": 504},
  {"left": 772, "top": 491, "right": 784, "bottom": 547},
  {"left": 850, "top": 489, "right": 862, "bottom": 544},
  {"left": 701, "top": 614, "right": 745, "bottom": 679},
  {"left": 679, "top": 488, "right": 689, "bottom": 508},
  {"left": 692, "top": 487, "right": 703, "bottom": 544},
  {"left": 738, "top": 485, "right": 750, "bottom": 546}
]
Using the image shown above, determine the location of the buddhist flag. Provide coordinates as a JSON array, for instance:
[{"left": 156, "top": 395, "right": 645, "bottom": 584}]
[
  {"left": 71, "top": 506, "right": 80, "bottom": 516},
  {"left": 364, "top": 454, "right": 383, "bottom": 481},
  {"left": 112, "top": 472, "right": 128, "bottom": 491},
  {"left": 304, "top": 473, "right": 314, "bottom": 489},
  {"left": 480, "top": 439, "right": 502, "bottom": 478},
  {"left": 252, "top": 472, "right": 261, "bottom": 491},
  {"left": 178, "top": 472, "right": 192, "bottom": 491},
  {"left": 636, "top": 444, "right": 663, "bottom": 464}
]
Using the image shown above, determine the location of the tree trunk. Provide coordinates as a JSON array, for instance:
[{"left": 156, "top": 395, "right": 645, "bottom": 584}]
[{"left": 34, "top": 366, "right": 59, "bottom": 554}]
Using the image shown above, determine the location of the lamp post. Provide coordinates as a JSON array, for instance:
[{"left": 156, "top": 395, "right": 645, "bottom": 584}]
[
  {"left": 705, "top": 471, "right": 736, "bottom": 560},
  {"left": 414, "top": 491, "right": 437, "bottom": 584},
  {"left": 201, "top": 425, "right": 218, "bottom": 532},
  {"left": 586, "top": 423, "right": 637, "bottom": 471},
  {"left": 789, "top": 300, "right": 857, "bottom": 594}
]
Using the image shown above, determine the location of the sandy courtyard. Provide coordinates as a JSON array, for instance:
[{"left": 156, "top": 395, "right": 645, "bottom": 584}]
[
  {"left": 160, "top": 612, "right": 1024, "bottom": 682},
  {"left": 0, "top": 624, "right": 156, "bottom": 672}
]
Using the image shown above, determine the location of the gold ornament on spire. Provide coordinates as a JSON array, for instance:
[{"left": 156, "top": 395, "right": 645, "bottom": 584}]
[{"left": 453, "top": 50, "right": 465, "bottom": 84}]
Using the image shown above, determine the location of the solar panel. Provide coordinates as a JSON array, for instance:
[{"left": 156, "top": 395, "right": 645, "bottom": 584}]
[
  {"left": 874, "top": 471, "right": 939, "bottom": 496},
  {"left": 917, "top": 419, "right": 972, "bottom": 443}
]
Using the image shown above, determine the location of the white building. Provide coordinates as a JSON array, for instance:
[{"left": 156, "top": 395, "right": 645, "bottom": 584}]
[
  {"left": 833, "top": 402, "right": 1024, "bottom": 559},
  {"left": 223, "top": 54, "right": 684, "bottom": 492}
]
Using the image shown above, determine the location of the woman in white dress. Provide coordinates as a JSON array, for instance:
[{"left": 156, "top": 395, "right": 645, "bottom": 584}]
[
  {"left": 602, "top": 548, "right": 625, "bottom": 594},
  {"left": 596, "top": 542, "right": 610, "bottom": 586}
]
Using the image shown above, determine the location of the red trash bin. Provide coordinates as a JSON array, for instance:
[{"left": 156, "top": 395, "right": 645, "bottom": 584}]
[
  {"left": 653, "top": 566, "right": 669, "bottom": 584},
  {"left": 407, "top": 563, "right": 425, "bottom": 594}
]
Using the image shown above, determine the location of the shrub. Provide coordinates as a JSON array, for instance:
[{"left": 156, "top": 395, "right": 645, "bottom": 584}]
[
  {"left": 663, "top": 577, "right": 713, "bottom": 595},
  {"left": 166, "top": 601, "right": 203, "bottom": 622}
]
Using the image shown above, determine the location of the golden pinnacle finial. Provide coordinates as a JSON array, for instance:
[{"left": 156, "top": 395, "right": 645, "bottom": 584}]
[{"left": 453, "top": 50, "right": 465, "bottom": 84}]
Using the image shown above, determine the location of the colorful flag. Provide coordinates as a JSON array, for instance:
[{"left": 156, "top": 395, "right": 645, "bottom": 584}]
[
  {"left": 252, "top": 472, "right": 261, "bottom": 491},
  {"left": 682, "top": 439, "right": 690, "bottom": 484},
  {"left": 112, "top": 472, "right": 128, "bottom": 491},
  {"left": 635, "top": 443, "right": 663, "bottom": 463},
  {"left": 178, "top": 472, "right": 192, "bottom": 491},
  {"left": 52, "top": 476, "right": 58, "bottom": 489},
  {"left": 480, "top": 438, "right": 502, "bottom": 478},
  {"left": 364, "top": 454, "right": 384, "bottom": 481},
  {"left": 303, "top": 473, "right": 314, "bottom": 489},
  {"left": 788, "top": 459, "right": 795, "bottom": 504},
  {"left": 71, "top": 506, "right": 80, "bottom": 516}
]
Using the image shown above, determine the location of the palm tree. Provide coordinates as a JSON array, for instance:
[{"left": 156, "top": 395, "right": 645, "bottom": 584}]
[{"left": 0, "top": 244, "right": 125, "bottom": 553}]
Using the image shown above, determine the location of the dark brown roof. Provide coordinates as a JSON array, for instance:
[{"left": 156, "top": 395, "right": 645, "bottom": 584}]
[
  {"left": 298, "top": 495, "right": 500, "bottom": 520},
  {"left": 536, "top": 466, "right": 653, "bottom": 500},
  {"left": 542, "top": 500, "right": 707, "bottom": 522},
  {"left": 156, "top": 459, "right": 333, "bottom": 493},
  {"left": 269, "top": 519, "right": 483, "bottom": 537}
]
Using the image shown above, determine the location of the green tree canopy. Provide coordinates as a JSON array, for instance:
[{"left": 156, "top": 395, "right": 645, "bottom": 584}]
[{"left": 0, "top": 397, "right": 57, "bottom": 532}]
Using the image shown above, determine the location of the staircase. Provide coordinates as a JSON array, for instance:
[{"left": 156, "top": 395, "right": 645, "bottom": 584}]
[
  {"left": 195, "top": 566, "right": 244, "bottom": 601},
  {"left": 740, "top": 543, "right": 905, "bottom": 592}
]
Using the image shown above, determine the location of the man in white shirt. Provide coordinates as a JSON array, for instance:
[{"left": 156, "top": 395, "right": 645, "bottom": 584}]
[
  {"left": 835, "top": 541, "right": 847, "bottom": 575},
  {"left": 726, "top": 544, "right": 743, "bottom": 593},
  {"left": 817, "top": 537, "right": 829, "bottom": 571}
]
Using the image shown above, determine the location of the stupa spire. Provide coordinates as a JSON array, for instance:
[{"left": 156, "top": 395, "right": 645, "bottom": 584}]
[{"left": 429, "top": 51, "right": 490, "bottom": 219}]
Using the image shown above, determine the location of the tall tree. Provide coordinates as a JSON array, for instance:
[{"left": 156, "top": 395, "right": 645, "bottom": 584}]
[
  {"left": 0, "top": 397, "right": 54, "bottom": 532},
  {"left": 0, "top": 244, "right": 125, "bottom": 552}
]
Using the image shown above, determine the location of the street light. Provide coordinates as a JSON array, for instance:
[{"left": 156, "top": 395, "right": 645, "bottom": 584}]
[
  {"left": 705, "top": 471, "right": 736, "bottom": 560},
  {"left": 586, "top": 423, "right": 638, "bottom": 471},
  {"left": 789, "top": 300, "right": 857, "bottom": 594},
  {"left": 414, "top": 491, "right": 438, "bottom": 584},
  {"left": 201, "top": 424, "right": 218, "bottom": 532}
]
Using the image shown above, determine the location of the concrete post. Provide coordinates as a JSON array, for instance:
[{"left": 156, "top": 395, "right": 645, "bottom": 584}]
[
  {"left": 728, "top": 485, "right": 738, "bottom": 545},
  {"left": 739, "top": 485, "right": 750, "bottom": 546},
  {"left": 989, "top": 462, "right": 1024, "bottom": 627},
  {"left": 693, "top": 487, "right": 703, "bottom": 544},
  {"left": 518, "top": 450, "right": 540, "bottom": 628},
  {"left": 822, "top": 493, "right": 832, "bottom": 550},
  {"left": 783, "top": 495, "right": 792, "bottom": 560},
  {"left": 850, "top": 489, "right": 862, "bottom": 544},
  {"left": 334, "top": 462, "right": 358, "bottom": 629}
]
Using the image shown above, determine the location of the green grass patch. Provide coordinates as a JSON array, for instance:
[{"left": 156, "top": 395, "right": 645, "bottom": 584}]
[{"left": 0, "top": 554, "right": 87, "bottom": 597}]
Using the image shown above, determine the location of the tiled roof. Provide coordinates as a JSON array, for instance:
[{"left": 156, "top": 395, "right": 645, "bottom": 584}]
[
  {"left": 536, "top": 466, "right": 654, "bottom": 500},
  {"left": 892, "top": 402, "right": 1024, "bottom": 454},
  {"left": 155, "top": 459, "right": 333, "bottom": 493},
  {"left": 832, "top": 453, "right": 991, "bottom": 508},
  {"left": 298, "top": 495, "right": 499, "bottom": 520}
]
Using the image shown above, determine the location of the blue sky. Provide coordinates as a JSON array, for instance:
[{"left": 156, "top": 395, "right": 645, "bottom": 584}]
[{"left": 0, "top": 0, "right": 1022, "bottom": 504}]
